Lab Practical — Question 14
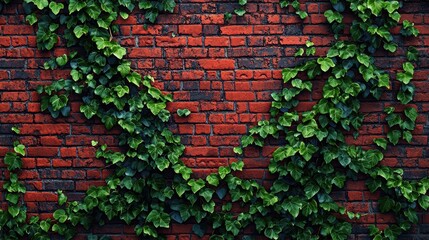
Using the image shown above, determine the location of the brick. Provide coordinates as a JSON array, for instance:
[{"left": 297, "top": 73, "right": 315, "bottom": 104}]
[
  {"left": 204, "top": 36, "right": 229, "bottom": 47},
  {"left": 225, "top": 91, "right": 255, "bottom": 101},
  {"left": 27, "top": 147, "right": 58, "bottom": 157},
  {"left": 184, "top": 147, "right": 218, "bottom": 157},
  {"left": 201, "top": 14, "right": 224, "bottom": 24},
  {"left": 24, "top": 192, "right": 57, "bottom": 202},
  {"left": 279, "top": 36, "right": 309, "bottom": 45},
  {"left": 213, "top": 124, "right": 247, "bottom": 135},
  {"left": 20, "top": 124, "right": 70, "bottom": 135},
  {"left": 128, "top": 48, "right": 162, "bottom": 58},
  {"left": 198, "top": 59, "right": 235, "bottom": 69},
  {"left": 178, "top": 25, "right": 202, "bottom": 36},
  {"left": 156, "top": 36, "right": 187, "bottom": 47},
  {"left": 220, "top": 26, "right": 253, "bottom": 35},
  {"left": 0, "top": 36, "right": 10, "bottom": 47}
]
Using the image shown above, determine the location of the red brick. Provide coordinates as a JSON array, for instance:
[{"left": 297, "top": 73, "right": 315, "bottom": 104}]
[
  {"left": 0, "top": 36, "right": 10, "bottom": 47},
  {"left": 20, "top": 124, "right": 70, "bottom": 135},
  {"left": 213, "top": 124, "right": 247, "bottom": 135},
  {"left": 24, "top": 192, "right": 57, "bottom": 202},
  {"left": 185, "top": 147, "right": 218, "bottom": 157},
  {"left": 178, "top": 25, "right": 202, "bottom": 36},
  {"left": 27, "top": 147, "right": 58, "bottom": 157},
  {"left": 156, "top": 36, "right": 187, "bottom": 47},
  {"left": 225, "top": 91, "right": 255, "bottom": 101},
  {"left": 220, "top": 26, "right": 253, "bottom": 35},
  {"left": 205, "top": 36, "right": 229, "bottom": 47},
  {"left": 198, "top": 59, "right": 235, "bottom": 69},
  {"left": 279, "top": 36, "right": 309, "bottom": 45}
]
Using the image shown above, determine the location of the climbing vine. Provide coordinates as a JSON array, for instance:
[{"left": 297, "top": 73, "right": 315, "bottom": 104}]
[{"left": 0, "top": 0, "right": 427, "bottom": 239}]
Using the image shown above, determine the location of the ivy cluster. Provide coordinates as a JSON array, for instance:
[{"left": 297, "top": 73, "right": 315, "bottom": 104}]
[{"left": 0, "top": 0, "right": 427, "bottom": 240}]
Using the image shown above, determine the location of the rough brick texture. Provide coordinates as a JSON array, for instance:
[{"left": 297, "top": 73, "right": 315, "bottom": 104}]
[{"left": 1, "top": 0, "right": 429, "bottom": 239}]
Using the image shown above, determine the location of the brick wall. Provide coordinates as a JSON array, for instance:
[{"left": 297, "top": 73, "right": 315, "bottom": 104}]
[{"left": 1, "top": 0, "right": 429, "bottom": 239}]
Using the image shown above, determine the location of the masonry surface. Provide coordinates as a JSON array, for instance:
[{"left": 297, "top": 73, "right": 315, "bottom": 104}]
[{"left": 1, "top": 0, "right": 429, "bottom": 239}]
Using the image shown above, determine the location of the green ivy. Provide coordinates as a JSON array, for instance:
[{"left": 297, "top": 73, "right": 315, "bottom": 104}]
[{"left": 0, "top": 0, "right": 427, "bottom": 239}]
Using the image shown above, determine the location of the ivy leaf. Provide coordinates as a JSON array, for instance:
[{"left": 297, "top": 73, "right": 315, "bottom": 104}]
[
  {"left": 192, "top": 224, "right": 206, "bottom": 238},
  {"left": 146, "top": 210, "right": 170, "bottom": 228},
  {"left": 202, "top": 201, "right": 215, "bottom": 213},
  {"left": 25, "top": 13, "right": 38, "bottom": 25},
  {"left": 273, "top": 146, "right": 298, "bottom": 162},
  {"left": 80, "top": 104, "right": 97, "bottom": 119},
  {"left": 377, "top": 73, "right": 390, "bottom": 88},
  {"left": 296, "top": 10, "right": 308, "bottom": 19},
  {"left": 31, "top": 0, "right": 49, "bottom": 10},
  {"left": 363, "top": 150, "right": 383, "bottom": 171},
  {"left": 162, "top": 0, "right": 176, "bottom": 12},
  {"left": 383, "top": 42, "right": 397, "bottom": 53},
  {"left": 216, "top": 187, "right": 227, "bottom": 199},
  {"left": 404, "top": 107, "right": 418, "bottom": 122},
  {"left": 40, "top": 220, "right": 51, "bottom": 232},
  {"left": 14, "top": 144, "right": 25, "bottom": 156},
  {"left": 387, "top": 130, "right": 401, "bottom": 145},
  {"left": 73, "top": 25, "right": 89, "bottom": 38},
  {"left": 331, "top": 174, "right": 346, "bottom": 188},
  {"left": 278, "top": 112, "right": 299, "bottom": 127},
  {"left": 329, "top": 108, "right": 342, "bottom": 123},
  {"left": 147, "top": 102, "right": 166, "bottom": 115},
  {"left": 49, "top": 2, "right": 64, "bottom": 15},
  {"left": 397, "top": 84, "right": 414, "bottom": 104},
  {"left": 404, "top": 208, "right": 418, "bottom": 224},
  {"left": 206, "top": 174, "right": 219, "bottom": 186},
  {"left": 357, "top": 54, "right": 371, "bottom": 67},
  {"left": 233, "top": 146, "right": 243, "bottom": 155},
  {"left": 299, "top": 142, "right": 317, "bottom": 161},
  {"left": 117, "top": 62, "right": 131, "bottom": 77},
  {"left": 294, "top": 48, "right": 304, "bottom": 57},
  {"left": 69, "top": 0, "right": 86, "bottom": 13},
  {"left": 4, "top": 152, "right": 22, "bottom": 171},
  {"left": 11, "top": 126, "right": 20, "bottom": 134},
  {"left": 139, "top": 1, "right": 152, "bottom": 9},
  {"left": 173, "top": 182, "right": 189, "bottom": 197},
  {"left": 317, "top": 57, "right": 335, "bottom": 72},
  {"left": 145, "top": 10, "right": 159, "bottom": 23},
  {"left": 55, "top": 54, "right": 68, "bottom": 66},
  {"left": 304, "top": 183, "right": 320, "bottom": 199},
  {"left": 418, "top": 195, "right": 429, "bottom": 210},
  {"left": 5, "top": 193, "right": 20, "bottom": 204},
  {"left": 402, "top": 130, "right": 412, "bottom": 143},
  {"left": 188, "top": 179, "right": 205, "bottom": 193},
  {"left": 8, "top": 206, "right": 20, "bottom": 217},
  {"left": 199, "top": 188, "right": 214, "bottom": 202},
  {"left": 57, "top": 190, "right": 67, "bottom": 206},
  {"left": 324, "top": 10, "right": 343, "bottom": 23},
  {"left": 224, "top": 12, "right": 233, "bottom": 21},
  {"left": 407, "top": 46, "right": 419, "bottom": 62},
  {"left": 338, "top": 150, "right": 351, "bottom": 167},
  {"left": 282, "top": 68, "right": 298, "bottom": 82},
  {"left": 230, "top": 160, "right": 244, "bottom": 171},
  {"left": 234, "top": 8, "right": 246, "bottom": 16},
  {"left": 102, "top": 115, "right": 116, "bottom": 129},
  {"left": 53, "top": 209, "right": 68, "bottom": 223},
  {"left": 114, "top": 85, "right": 129, "bottom": 97},
  {"left": 373, "top": 138, "right": 387, "bottom": 150},
  {"left": 281, "top": 197, "right": 302, "bottom": 218},
  {"left": 177, "top": 109, "right": 191, "bottom": 117},
  {"left": 127, "top": 72, "right": 142, "bottom": 86},
  {"left": 297, "top": 119, "right": 318, "bottom": 138}
]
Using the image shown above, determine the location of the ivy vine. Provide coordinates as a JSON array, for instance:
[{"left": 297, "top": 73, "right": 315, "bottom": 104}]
[{"left": 0, "top": 0, "right": 427, "bottom": 240}]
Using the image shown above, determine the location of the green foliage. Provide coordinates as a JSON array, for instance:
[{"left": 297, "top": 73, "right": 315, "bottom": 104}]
[
  {"left": 279, "top": 0, "right": 308, "bottom": 19},
  {"left": 0, "top": 0, "right": 426, "bottom": 240}
]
